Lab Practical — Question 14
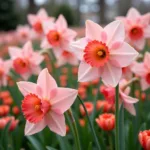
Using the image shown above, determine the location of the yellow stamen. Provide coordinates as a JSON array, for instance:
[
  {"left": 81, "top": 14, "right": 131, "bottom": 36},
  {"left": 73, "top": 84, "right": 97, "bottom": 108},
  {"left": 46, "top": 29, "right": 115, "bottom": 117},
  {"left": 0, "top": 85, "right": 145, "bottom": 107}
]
[
  {"left": 35, "top": 105, "right": 40, "bottom": 110},
  {"left": 97, "top": 50, "right": 104, "bottom": 56}
]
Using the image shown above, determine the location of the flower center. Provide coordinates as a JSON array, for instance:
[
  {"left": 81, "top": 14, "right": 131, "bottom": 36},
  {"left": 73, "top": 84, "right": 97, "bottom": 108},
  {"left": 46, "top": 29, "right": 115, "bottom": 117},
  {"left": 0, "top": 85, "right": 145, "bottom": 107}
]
[
  {"left": 129, "top": 26, "right": 143, "bottom": 40},
  {"left": 33, "top": 21, "right": 43, "bottom": 33},
  {"left": 146, "top": 73, "right": 150, "bottom": 84},
  {"left": 62, "top": 50, "right": 73, "bottom": 58},
  {"left": 46, "top": 30, "right": 61, "bottom": 46},
  {"left": 84, "top": 40, "right": 109, "bottom": 67},
  {"left": 22, "top": 94, "right": 51, "bottom": 123},
  {"left": 13, "top": 58, "right": 29, "bottom": 74}
]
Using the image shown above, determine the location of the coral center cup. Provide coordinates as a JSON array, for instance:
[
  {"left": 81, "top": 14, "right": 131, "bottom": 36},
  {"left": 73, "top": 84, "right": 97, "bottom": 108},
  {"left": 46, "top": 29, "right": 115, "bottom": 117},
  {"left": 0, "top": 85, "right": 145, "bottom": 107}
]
[
  {"left": 129, "top": 26, "right": 143, "bottom": 40},
  {"left": 146, "top": 73, "right": 150, "bottom": 84},
  {"left": 47, "top": 30, "right": 61, "bottom": 46},
  {"left": 22, "top": 94, "right": 51, "bottom": 124},
  {"left": 84, "top": 40, "right": 109, "bottom": 67},
  {"left": 33, "top": 21, "right": 43, "bottom": 33},
  {"left": 13, "top": 58, "right": 30, "bottom": 74}
]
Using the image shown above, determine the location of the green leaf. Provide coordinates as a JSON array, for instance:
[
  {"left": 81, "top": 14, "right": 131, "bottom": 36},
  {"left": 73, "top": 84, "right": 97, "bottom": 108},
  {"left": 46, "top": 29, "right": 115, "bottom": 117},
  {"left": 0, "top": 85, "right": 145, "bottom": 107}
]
[
  {"left": 88, "top": 142, "right": 92, "bottom": 150},
  {"left": 27, "top": 136, "right": 45, "bottom": 150},
  {"left": 46, "top": 146, "right": 58, "bottom": 150}
]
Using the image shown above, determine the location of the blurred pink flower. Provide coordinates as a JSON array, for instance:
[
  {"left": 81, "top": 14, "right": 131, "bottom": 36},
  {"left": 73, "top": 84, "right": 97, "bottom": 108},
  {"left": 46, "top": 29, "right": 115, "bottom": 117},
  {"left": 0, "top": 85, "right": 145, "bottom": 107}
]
[
  {"left": 116, "top": 7, "right": 150, "bottom": 50},
  {"left": 101, "top": 79, "right": 138, "bottom": 115},
  {"left": 41, "top": 14, "right": 77, "bottom": 58},
  {"left": 8, "top": 41, "right": 44, "bottom": 80},
  {"left": 0, "top": 58, "right": 11, "bottom": 87},
  {"left": 56, "top": 45, "right": 78, "bottom": 67},
  {"left": 71, "top": 20, "right": 138, "bottom": 87},
  {"left": 17, "top": 68, "right": 77, "bottom": 136},
  {"left": 28, "top": 8, "right": 55, "bottom": 34},
  {"left": 132, "top": 52, "right": 150, "bottom": 91}
]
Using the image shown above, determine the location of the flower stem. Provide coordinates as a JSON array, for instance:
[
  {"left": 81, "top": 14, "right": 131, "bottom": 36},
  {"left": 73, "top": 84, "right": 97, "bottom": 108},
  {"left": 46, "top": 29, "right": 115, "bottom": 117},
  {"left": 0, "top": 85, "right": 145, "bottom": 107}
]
[
  {"left": 115, "top": 84, "right": 119, "bottom": 150},
  {"left": 78, "top": 95, "right": 101, "bottom": 150},
  {"left": 67, "top": 109, "right": 81, "bottom": 150}
]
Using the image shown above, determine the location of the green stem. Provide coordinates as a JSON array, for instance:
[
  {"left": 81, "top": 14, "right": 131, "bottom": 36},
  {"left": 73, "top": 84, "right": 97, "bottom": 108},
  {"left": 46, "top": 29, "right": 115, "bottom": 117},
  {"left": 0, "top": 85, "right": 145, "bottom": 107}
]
[
  {"left": 67, "top": 109, "right": 81, "bottom": 150},
  {"left": 78, "top": 95, "right": 101, "bottom": 150},
  {"left": 115, "top": 84, "right": 119, "bottom": 150},
  {"left": 108, "top": 132, "right": 113, "bottom": 150}
]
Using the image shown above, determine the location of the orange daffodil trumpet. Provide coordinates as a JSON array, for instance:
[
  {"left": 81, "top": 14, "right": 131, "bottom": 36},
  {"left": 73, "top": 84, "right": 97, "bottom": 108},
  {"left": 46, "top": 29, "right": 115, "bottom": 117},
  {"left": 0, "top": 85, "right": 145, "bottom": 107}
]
[
  {"left": 8, "top": 41, "right": 44, "bottom": 80},
  {"left": 17, "top": 68, "right": 78, "bottom": 136},
  {"left": 70, "top": 20, "right": 139, "bottom": 87},
  {"left": 116, "top": 8, "right": 150, "bottom": 50}
]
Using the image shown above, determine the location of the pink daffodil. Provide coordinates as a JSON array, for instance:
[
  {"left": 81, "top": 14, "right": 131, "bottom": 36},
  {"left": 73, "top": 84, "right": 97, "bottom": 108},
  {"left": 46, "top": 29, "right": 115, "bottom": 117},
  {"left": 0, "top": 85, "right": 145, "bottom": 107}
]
[
  {"left": 101, "top": 79, "right": 139, "bottom": 115},
  {"left": 17, "top": 68, "right": 77, "bottom": 136},
  {"left": 41, "top": 14, "right": 77, "bottom": 58},
  {"left": 28, "top": 8, "right": 55, "bottom": 34},
  {"left": 0, "top": 59, "right": 11, "bottom": 87},
  {"left": 16, "top": 25, "right": 31, "bottom": 43},
  {"left": 70, "top": 20, "right": 138, "bottom": 87},
  {"left": 116, "top": 7, "right": 150, "bottom": 50},
  {"left": 56, "top": 44, "right": 78, "bottom": 67},
  {"left": 8, "top": 41, "right": 44, "bottom": 80},
  {"left": 132, "top": 52, "right": 150, "bottom": 91}
]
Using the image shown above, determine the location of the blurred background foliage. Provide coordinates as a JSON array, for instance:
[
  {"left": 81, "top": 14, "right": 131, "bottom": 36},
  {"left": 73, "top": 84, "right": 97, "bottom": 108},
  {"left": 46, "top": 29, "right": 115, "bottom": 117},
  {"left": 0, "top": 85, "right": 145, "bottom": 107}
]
[{"left": 0, "top": 0, "right": 150, "bottom": 31}]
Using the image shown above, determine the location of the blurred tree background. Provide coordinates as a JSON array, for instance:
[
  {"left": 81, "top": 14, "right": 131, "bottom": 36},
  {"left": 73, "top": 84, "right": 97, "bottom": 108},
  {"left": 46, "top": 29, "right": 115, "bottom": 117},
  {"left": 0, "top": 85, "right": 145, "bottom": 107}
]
[{"left": 0, "top": 0, "right": 150, "bottom": 31}]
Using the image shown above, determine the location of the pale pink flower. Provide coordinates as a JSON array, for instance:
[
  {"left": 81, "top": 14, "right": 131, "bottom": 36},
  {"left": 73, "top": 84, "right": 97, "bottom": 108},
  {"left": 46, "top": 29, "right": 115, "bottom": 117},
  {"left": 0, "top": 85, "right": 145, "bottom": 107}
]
[
  {"left": 8, "top": 41, "right": 44, "bottom": 80},
  {"left": 41, "top": 14, "right": 77, "bottom": 58},
  {"left": 17, "top": 68, "right": 77, "bottom": 136},
  {"left": 70, "top": 20, "right": 138, "bottom": 87},
  {"left": 56, "top": 45, "right": 78, "bottom": 67},
  {"left": 0, "top": 59, "right": 11, "bottom": 87},
  {"left": 16, "top": 25, "right": 31, "bottom": 43},
  {"left": 116, "top": 7, "right": 150, "bottom": 50},
  {"left": 28, "top": 8, "right": 55, "bottom": 34},
  {"left": 101, "top": 79, "right": 138, "bottom": 115},
  {"left": 132, "top": 52, "right": 150, "bottom": 91}
]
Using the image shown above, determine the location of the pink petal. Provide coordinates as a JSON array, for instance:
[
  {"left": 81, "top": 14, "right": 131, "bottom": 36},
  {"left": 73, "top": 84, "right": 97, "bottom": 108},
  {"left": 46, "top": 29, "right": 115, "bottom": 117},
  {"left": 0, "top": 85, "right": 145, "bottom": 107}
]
[
  {"left": 120, "top": 91, "right": 139, "bottom": 104},
  {"left": 127, "top": 8, "right": 141, "bottom": 19},
  {"left": 37, "top": 68, "right": 57, "bottom": 98},
  {"left": 144, "top": 52, "right": 150, "bottom": 69},
  {"left": 101, "top": 62, "right": 122, "bottom": 87},
  {"left": 23, "top": 41, "right": 33, "bottom": 57},
  {"left": 131, "top": 62, "right": 147, "bottom": 76},
  {"left": 104, "top": 21, "right": 125, "bottom": 46},
  {"left": 86, "top": 20, "right": 103, "bottom": 40},
  {"left": 141, "top": 78, "right": 150, "bottom": 91},
  {"left": 57, "top": 56, "right": 66, "bottom": 67},
  {"left": 78, "top": 61, "right": 100, "bottom": 82},
  {"left": 46, "top": 112, "right": 66, "bottom": 136},
  {"left": 41, "top": 38, "right": 51, "bottom": 49},
  {"left": 27, "top": 15, "right": 37, "bottom": 25},
  {"left": 4, "top": 60, "right": 12, "bottom": 74},
  {"left": 68, "top": 57, "right": 78, "bottom": 66},
  {"left": 56, "top": 15, "right": 67, "bottom": 31},
  {"left": 124, "top": 103, "right": 136, "bottom": 116},
  {"left": 144, "top": 25, "right": 150, "bottom": 38},
  {"left": 42, "top": 20, "right": 55, "bottom": 34},
  {"left": 109, "top": 42, "right": 139, "bottom": 67},
  {"left": 21, "top": 72, "right": 31, "bottom": 81},
  {"left": 70, "top": 38, "right": 88, "bottom": 60},
  {"left": 25, "top": 120, "right": 46, "bottom": 135},
  {"left": 37, "top": 8, "right": 48, "bottom": 18},
  {"left": 133, "top": 38, "right": 145, "bottom": 50},
  {"left": 31, "top": 66, "right": 41, "bottom": 75},
  {"left": 17, "top": 81, "right": 37, "bottom": 96},
  {"left": 63, "top": 29, "right": 77, "bottom": 40},
  {"left": 30, "top": 52, "right": 44, "bottom": 65},
  {"left": 8, "top": 47, "right": 22, "bottom": 59},
  {"left": 51, "top": 88, "right": 77, "bottom": 114}
]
